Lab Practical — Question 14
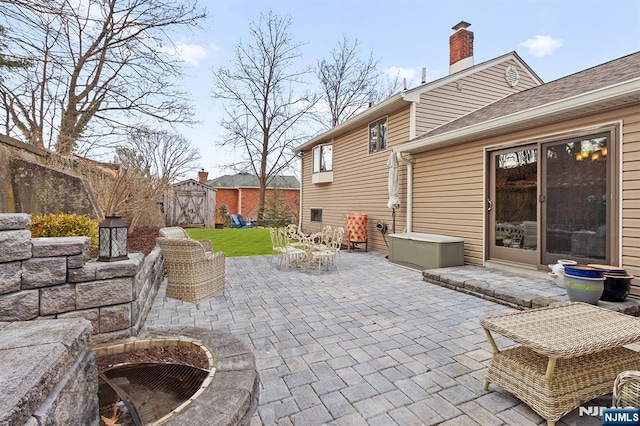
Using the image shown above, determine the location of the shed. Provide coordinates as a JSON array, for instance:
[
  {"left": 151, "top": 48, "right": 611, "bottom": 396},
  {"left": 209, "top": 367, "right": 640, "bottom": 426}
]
[{"left": 162, "top": 179, "right": 216, "bottom": 228}]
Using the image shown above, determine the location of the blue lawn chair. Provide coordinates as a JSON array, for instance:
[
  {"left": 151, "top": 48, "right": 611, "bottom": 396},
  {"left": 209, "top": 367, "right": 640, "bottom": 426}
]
[{"left": 230, "top": 214, "right": 252, "bottom": 228}]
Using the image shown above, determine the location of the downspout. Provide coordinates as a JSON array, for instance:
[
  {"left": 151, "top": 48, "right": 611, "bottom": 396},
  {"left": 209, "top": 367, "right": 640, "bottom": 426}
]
[
  {"left": 297, "top": 151, "right": 304, "bottom": 229},
  {"left": 396, "top": 153, "right": 413, "bottom": 232}
]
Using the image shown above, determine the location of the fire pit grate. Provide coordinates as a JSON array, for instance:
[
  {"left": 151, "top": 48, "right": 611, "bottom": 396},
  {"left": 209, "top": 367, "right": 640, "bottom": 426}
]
[{"left": 99, "top": 362, "right": 210, "bottom": 425}]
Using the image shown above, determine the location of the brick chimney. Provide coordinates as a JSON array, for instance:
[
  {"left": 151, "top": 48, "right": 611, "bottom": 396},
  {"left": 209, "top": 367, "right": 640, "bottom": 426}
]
[
  {"left": 198, "top": 169, "right": 208, "bottom": 183},
  {"left": 449, "top": 21, "right": 474, "bottom": 74}
]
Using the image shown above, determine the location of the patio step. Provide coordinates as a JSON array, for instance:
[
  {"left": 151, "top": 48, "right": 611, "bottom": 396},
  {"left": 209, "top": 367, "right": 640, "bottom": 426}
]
[{"left": 423, "top": 265, "right": 640, "bottom": 316}]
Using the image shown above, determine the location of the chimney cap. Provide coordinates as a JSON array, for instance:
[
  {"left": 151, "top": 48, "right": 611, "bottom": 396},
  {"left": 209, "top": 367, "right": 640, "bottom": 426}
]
[{"left": 452, "top": 21, "right": 471, "bottom": 31}]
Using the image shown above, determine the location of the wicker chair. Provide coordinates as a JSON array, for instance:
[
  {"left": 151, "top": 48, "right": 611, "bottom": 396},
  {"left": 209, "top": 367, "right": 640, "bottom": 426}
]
[
  {"left": 159, "top": 227, "right": 213, "bottom": 253},
  {"left": 613, "top": 370, "right": 640, "bottom": 408},
  {"left": 156, "top": 237, "right": 225, "bottom": 304}
]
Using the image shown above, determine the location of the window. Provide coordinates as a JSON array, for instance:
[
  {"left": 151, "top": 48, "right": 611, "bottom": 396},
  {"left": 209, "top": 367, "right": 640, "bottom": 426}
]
[
  {"left": 311, "top": 209, "right": 322, "bottom": 222},
  {"left": 369, "top": 117, "right": 388, "bottom": 153},
  {"left": 313, "top": 144, "right": 332, "bottom": 172},
  {"left": 312, "top": 144, "right": 333, "bottom": 184}
]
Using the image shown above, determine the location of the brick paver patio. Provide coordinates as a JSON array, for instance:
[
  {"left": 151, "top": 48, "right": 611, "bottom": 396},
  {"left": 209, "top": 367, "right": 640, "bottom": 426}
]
[{"left": 145, "top": 252, "right": 605, "bottom": 425}]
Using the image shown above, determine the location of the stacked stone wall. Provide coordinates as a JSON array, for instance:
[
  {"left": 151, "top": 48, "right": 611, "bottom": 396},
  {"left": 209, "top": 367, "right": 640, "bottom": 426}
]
[
  {"left": 0, "top": 213, "right": 164, "bottom": 343},
  {"left": 0, "top": 318, "right": 99, "bottom": 425}
]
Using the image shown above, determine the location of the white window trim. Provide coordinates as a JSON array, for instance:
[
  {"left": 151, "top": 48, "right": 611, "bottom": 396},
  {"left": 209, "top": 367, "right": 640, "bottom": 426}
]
[
  {"left": 368, "top": 116, "right": 388, "bottom": 154},
  {"left": 312, "top": 143, "right": 333, "bottom": 183}
]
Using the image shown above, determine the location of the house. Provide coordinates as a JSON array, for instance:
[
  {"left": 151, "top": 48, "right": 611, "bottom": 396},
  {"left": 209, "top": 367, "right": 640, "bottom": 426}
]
[
  {"left": 295, "top": 20, "right": 640, "bottom": 294},
  {"left": 294, "top": 21, "right": 543, "bottom": 251},
  {"left": 394, "top": 51, "right": 640, "bottom": 293},
  {"left": 202, "top": 171, "right": 300, "bottom": 225}
]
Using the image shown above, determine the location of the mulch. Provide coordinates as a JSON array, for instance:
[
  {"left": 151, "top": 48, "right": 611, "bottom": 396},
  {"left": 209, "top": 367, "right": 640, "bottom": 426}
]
[
  {"left": 127, "top": 226, "right": 160, "bottom": 255},
  {"left": 97, "top": 345, "right": 209, "bottom": 372}
]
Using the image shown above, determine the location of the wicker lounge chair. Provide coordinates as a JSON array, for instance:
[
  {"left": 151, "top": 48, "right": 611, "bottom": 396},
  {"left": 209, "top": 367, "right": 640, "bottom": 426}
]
[
  {"left": 159, "top": 226, "right": 213, "bottom": 253},
  {"left": 156, "top": 236, "right": 225, "bottom": 304},
  {"left": 613, "top": 370, "right": 640, "bottom": 407}
]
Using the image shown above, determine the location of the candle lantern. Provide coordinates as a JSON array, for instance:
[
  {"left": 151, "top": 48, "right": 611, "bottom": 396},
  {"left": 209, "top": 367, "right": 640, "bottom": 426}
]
[{"left": 97, "top": 215, "right": 129, "bottom": 262}]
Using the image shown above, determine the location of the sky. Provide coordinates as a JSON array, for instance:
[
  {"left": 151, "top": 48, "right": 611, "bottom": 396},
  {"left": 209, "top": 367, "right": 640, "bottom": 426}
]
[{"left": 168, "top": 0, "right": 640, "bottom": 178}]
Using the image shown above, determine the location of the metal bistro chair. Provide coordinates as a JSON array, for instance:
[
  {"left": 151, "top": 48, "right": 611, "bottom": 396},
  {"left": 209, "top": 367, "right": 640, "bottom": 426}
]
[
  {"left": 269, "top": 227, "right": 305, "bottom": 269},
  {"left": 310, "top": 227, "right": 345, "bottom": 272}
]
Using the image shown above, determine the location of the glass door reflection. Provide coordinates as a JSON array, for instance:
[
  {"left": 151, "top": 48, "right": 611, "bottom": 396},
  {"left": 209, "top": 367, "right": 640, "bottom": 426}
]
[
  {"left": 489, "top": 146, "right": 538, "bottom": 264},
  {"left": 542, "top": 135, "right": 609, "bottom": 264}
]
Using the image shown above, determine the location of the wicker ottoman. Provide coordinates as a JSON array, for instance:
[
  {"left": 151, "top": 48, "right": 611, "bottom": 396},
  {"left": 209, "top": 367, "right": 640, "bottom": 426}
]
[{"left": 486, "top": 345, "right": 640, "bottom": 423}]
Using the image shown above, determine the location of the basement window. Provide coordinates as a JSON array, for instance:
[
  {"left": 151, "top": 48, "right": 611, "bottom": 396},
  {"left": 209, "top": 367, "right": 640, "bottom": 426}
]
[{"left": 310, "top": 209, "right": 322, "bottom": 222}]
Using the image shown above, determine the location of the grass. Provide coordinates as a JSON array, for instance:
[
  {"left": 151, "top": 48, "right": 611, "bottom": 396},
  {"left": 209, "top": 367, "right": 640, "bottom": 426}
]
[{"left": 186, "top": 227, "right": 272, "bottom": 257}]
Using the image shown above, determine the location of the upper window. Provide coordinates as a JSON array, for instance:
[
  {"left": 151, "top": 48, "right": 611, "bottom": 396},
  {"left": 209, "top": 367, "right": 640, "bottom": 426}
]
[
  {"left": 313, "top": 144, "right": 333, "bottom": 173},
  {"left": 369, "top": 117, "right": 388, "bottom": 154}
]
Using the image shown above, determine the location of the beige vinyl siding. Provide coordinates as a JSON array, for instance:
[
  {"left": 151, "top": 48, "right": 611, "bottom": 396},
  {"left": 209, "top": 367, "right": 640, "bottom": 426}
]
[
  {"left": 411, "top": 104, "right": 640, "bottom": 268},
  {"left": 301, "top": 106, "right": 410, "bottom": 253},
  {"left": 415, "top": 59, "right": 539, "bottom": 136},
  {"left": 411, "top": 143, "right": 486, "bottom": 265},
  {"left": 621, "top": 106, "right": 640, "bottom": 290}
]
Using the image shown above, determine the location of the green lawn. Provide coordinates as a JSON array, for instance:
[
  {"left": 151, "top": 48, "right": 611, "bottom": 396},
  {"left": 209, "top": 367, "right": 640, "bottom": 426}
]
[{"left": 186, "top": 227, "right": 272, "bottom": 257}]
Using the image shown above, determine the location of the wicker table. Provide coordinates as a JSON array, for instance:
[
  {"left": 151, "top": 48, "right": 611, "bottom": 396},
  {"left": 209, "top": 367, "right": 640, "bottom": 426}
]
[{"left": 481, "top": 302, "right": 640, "bottom": 425}]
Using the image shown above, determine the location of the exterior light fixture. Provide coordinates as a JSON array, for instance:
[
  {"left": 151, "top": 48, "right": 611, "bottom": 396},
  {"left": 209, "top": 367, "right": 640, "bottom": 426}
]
[{"left": 97, "top": 215, "right": 129, "bottom": 262}]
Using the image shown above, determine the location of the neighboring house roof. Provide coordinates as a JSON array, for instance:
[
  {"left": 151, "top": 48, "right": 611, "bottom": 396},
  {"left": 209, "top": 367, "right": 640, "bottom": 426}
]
[
  {"left": 294, "top": 51, "right": 542, "bottom": 152},
  {"left": 169, "top": 178, "right": 216, "bottom": 190},
  {"left": 397, "top": 51, "right": 640, "bottom": 154},
  {"left": 205, "top": 173, "right": 300, "bottom": 189}
]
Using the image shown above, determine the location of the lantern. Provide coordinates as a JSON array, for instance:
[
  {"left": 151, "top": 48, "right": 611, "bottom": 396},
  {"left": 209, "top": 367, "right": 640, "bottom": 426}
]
[{"left": 97, "top": 215, "right": 129, "bottom": 262}]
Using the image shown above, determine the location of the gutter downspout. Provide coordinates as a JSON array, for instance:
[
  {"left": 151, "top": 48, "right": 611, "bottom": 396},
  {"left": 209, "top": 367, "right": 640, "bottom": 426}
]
[
  {"left": 396, "top": 152, "right": 413, "bottom": 232},
  {"left": 298, "top": 153, "right": 303, "bottom": 229}
]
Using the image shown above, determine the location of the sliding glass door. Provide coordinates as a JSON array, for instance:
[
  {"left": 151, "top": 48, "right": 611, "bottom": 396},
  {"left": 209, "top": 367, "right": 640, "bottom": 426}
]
[
  {"left": 488, "top": 146, "right": 538, "bottom": 265},
  {"left": 488, "top": 128, "right": 616, "bottom": 267},
  {"left": 541, "top": 133, "right": 610, "bottom": 265}
]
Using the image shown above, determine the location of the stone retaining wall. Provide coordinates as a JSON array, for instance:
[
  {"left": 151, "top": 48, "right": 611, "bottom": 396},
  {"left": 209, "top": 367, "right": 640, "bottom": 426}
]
[
  {"left": 0, "top": 318, "right": 98, "bottom": 426},
  {"left": 0, "top": 213, "right": 164, "bottom": 343}
]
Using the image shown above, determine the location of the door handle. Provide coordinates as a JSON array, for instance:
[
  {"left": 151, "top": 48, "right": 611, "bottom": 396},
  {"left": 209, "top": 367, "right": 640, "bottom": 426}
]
[
  {"left": 539, "top": 195, "right": 546, "bottom": 203},
  {"left": 487, "top": 199, "right": 492, "bottom": 211}
]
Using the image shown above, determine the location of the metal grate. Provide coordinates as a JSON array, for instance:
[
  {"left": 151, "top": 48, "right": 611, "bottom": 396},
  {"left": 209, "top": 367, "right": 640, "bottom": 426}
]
[{"left": 99, "top": 362, "right": 209, "bottom": 425}]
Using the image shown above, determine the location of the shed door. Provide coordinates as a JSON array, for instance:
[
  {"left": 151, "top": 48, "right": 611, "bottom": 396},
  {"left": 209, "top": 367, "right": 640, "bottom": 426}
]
[{"left": 174, "top": 190, "right": 205, "bottom": 227}]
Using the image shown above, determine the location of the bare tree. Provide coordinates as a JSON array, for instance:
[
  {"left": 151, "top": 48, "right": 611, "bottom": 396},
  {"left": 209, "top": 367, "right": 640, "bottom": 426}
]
[
  {"left": 116, "top": 127, "right": 201, "bottom": 184},
  {"left": 317, "top": 36, "right": 382, "bottom": 127},
  {"left": 212, "top": 11, "right": 317, "bottom": 221},
  {"left": 95, "top": 127, "right": 201, "bottom": 228},
  {"left": 0, "top": 0, "right": 206, "bottom": 155}
]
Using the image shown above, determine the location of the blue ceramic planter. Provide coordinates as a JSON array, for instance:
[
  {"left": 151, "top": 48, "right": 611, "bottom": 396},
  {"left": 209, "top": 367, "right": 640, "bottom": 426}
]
[{"left": 562, "top": 272, "right": 605, "bottom": 304}]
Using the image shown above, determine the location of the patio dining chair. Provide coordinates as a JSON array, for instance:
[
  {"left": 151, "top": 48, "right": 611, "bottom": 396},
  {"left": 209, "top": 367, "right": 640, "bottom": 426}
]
[
  {"left": 285, "top": 224, "right": 306, "bottom": 248},
  {"left": 310, "top": 226, "right": 344, "bottom": 271},
  {"left": 269, "top": 227, "right": 305, "bottom": 269},
  {"left": 156, "top": 237, "right": 225, "bottom": 304}
]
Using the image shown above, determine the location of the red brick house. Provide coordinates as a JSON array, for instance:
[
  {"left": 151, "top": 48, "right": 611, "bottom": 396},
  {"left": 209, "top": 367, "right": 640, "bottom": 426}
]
[{"left": 200, "top": 171, "right": 300, "bottom": 225}]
